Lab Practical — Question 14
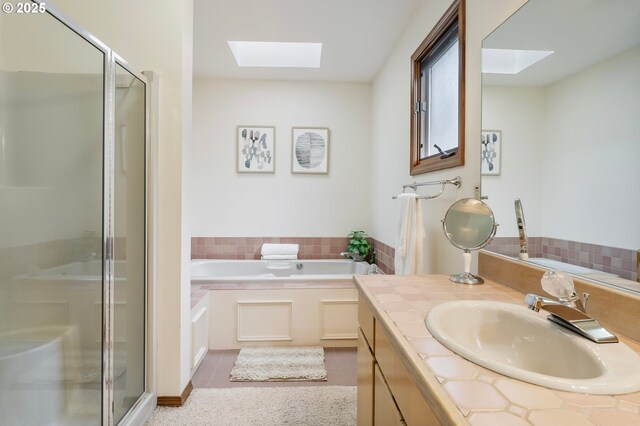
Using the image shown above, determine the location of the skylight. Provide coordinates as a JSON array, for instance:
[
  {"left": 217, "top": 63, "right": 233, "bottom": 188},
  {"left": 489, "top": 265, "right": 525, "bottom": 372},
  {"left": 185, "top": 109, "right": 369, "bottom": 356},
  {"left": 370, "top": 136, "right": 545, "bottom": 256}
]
[
  {"left": 227, "top": 41, "right": 322, "bottom": 68},
  {"left": 482, "top": 48, "right": 554, "bottom": 74}
]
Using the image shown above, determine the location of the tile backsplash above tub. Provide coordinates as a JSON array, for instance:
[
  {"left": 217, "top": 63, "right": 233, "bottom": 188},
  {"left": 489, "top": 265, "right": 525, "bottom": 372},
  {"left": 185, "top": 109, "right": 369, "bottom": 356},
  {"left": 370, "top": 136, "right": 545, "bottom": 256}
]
[
  {"left": 485, "top": 236, "right": 637, "bottom": 281},
  {"left": 191, "top": 237, "right": 350, "bottom": 261},
  {"left": 190, "top": 236, "right": 397, "bottom": 274},
  {"left": 371, "top": 239, "right": 395, "bottom": 275}
]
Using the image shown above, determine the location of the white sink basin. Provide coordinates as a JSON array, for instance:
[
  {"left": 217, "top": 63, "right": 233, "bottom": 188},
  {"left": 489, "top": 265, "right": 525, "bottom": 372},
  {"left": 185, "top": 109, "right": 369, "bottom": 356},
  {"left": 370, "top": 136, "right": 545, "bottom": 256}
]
[{"left": 426, "top": 301, "right": 640, "bottom": 394}]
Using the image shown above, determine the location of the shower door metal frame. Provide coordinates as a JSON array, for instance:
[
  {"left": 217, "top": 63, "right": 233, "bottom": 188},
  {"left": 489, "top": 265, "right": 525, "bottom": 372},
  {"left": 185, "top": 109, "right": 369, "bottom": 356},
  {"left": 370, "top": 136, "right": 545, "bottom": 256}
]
[{"left": 33, "top": 1, "right": 152, "bottom": 425}]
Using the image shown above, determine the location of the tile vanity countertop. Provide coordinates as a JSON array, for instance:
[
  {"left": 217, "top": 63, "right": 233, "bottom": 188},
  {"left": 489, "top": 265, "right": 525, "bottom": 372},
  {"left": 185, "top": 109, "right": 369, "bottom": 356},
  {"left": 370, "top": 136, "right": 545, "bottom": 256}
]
[{"left": 354, "top": 274, "right": 640, "bottom": 426}]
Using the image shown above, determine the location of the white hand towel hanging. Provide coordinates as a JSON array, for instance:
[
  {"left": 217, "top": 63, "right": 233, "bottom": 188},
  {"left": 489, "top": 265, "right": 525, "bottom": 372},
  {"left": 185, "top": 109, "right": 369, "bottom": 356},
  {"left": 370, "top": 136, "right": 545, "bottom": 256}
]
[{"left": 394, "top": 193, "right": 425, "bottom": 275}]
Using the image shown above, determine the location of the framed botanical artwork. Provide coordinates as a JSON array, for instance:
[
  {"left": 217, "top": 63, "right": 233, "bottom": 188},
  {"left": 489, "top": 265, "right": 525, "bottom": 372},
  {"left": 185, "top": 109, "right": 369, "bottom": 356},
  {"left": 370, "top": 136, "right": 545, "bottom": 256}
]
[
  {"left": 481, "top": 130, "right": 501, "bottom": 176},
  {"left": 291, "top": 127, "right": 330, "bottom": 174},
  {"left": 237, "top": 125, "right": 275, "bottom": 173}
]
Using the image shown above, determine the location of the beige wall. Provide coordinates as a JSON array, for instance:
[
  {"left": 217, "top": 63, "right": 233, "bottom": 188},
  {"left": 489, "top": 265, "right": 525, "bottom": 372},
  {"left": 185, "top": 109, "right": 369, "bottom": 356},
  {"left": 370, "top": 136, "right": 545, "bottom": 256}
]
[
  {"left": 481, "top": 85, "right": 545, "bottom": 238},
  {"left": 0, "top": 74, "right": 104, "bottom": 248},
  {"left": 191, "top": 78, "right": 372, "bottom": 237},
  {"left": 541, "top": 46, "right": 639, "bottom": 249},
  {"left": 180, "top": 0, "right": 195, "bottom": 396},
  {"left": 52, "top": 0, "right": 193, "bottom": 396},
  {"left": 369, "top": 0, "right": 527, "bottom": 274}
]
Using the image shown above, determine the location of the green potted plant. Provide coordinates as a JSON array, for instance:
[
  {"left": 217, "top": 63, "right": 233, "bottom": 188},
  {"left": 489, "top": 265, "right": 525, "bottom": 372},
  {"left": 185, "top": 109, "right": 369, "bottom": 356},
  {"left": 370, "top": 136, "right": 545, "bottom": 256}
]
[{"left": 346, "top": 231, "right": 375, "bottom": 264}]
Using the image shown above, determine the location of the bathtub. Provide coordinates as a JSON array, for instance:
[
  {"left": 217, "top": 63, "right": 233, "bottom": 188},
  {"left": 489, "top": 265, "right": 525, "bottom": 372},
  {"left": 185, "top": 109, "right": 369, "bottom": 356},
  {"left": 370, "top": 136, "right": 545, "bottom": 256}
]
[
  {"left": 526, "top": 257, "right": 640, "bottom": 293},
  {"left": 191, "top": 259, "right": 368, "bottom": 349},
  {"left": 17, "top": 259, "right": 127, "bottom": 282},
  {"left": 0, "top": 326, "right": 78, "bottom": 424},
  {"left": 527, "top": 257, "right": 617, "bottom": 277},
  {"left": 190, "top": 259, "right": 372, "bottom": 284},
  {"left": 11, "top": 261, "right": 128, "bottom": 351}
]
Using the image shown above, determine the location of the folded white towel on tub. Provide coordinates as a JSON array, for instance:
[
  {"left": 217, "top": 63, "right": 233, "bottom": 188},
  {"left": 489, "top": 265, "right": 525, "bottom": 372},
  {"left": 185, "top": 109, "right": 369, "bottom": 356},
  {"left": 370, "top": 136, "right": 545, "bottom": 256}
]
[
  {"left": 262, "top": 254, "right": 298, "bottom": 260},
  {"left": 261, "top": 243, "right": 299, "bottom": 257}
]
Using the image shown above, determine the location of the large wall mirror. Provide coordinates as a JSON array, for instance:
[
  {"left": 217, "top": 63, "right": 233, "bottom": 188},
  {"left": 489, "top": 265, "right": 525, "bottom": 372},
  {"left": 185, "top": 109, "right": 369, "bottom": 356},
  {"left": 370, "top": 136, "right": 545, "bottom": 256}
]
[{"left": 480, "top": 0, "right": 640, "bottom": 294}]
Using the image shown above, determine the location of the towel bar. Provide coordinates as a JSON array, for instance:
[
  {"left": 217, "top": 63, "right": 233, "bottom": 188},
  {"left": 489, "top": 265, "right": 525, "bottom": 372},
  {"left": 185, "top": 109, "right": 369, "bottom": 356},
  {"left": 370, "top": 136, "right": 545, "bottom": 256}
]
[{"left": 392, "top": 176, "right": 461, "bottom": 200}]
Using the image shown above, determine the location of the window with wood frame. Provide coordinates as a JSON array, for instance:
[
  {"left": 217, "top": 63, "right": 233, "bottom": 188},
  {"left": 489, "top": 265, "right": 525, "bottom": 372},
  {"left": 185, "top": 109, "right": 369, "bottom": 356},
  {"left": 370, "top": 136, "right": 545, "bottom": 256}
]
[{"left": 410, "top": 0, "right": 465, "bottom": 175}]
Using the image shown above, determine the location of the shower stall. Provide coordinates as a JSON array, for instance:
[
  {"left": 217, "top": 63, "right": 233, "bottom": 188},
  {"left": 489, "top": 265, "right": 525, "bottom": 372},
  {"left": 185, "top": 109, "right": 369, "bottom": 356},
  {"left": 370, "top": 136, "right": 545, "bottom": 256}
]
[{"left": 0, "top": 2, "right": 150, "bottom": 425}]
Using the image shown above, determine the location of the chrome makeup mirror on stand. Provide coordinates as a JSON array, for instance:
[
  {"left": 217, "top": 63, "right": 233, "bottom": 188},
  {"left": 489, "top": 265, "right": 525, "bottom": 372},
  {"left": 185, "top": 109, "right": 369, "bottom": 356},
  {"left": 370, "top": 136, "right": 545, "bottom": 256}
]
[{"left": 443, "top": 198, "right": 498, "bottom": 284}]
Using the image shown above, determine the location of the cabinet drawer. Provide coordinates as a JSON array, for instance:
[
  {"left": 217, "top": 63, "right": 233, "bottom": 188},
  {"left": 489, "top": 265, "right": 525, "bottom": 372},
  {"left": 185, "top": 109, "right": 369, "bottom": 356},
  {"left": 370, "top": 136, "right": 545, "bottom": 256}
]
[
  {"left": 374, "top": 363, "right": 405, "bottom": 426},
  {"left": 357, "top": 329, "right": 375, "bottom": 426},
  {"left": 358, "top": 294, "right": 375, "bottom": 351},
  {"left": 375, "top": 325, "right": 439, "bottom": 425}
]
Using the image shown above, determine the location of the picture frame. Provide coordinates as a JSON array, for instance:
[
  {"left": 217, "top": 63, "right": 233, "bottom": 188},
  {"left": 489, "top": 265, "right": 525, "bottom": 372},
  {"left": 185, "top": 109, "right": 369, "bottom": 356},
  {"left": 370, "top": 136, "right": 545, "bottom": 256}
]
[
  {"left": 481, "top": 130, "right": 501, "bottom": 176},
  {"left": 237, "top": 125, "right": 275, "bottom": 173},
  {"left": 291, "top": 127, "right": 330, "bottom": 174}
]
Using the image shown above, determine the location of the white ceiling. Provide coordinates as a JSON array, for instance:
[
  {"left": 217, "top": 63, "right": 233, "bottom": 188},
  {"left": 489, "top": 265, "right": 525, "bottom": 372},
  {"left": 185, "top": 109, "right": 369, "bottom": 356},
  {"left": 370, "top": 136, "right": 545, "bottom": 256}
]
[
  {"left": 483, "top": 0, "right": 640, "bottom": 86},
  {"left": 193, "top": 0, "right": 421, "bottom": 82}
]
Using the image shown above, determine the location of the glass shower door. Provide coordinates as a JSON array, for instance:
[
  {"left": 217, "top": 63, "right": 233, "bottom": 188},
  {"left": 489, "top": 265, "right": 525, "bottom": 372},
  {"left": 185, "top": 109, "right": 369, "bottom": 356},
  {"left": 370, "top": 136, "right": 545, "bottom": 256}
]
[
  {"left": 113, "top": 62, "right": 146, "bottom": 424},
  {"left": 0, "top": 7, "right": 106, "bottom": 425}
]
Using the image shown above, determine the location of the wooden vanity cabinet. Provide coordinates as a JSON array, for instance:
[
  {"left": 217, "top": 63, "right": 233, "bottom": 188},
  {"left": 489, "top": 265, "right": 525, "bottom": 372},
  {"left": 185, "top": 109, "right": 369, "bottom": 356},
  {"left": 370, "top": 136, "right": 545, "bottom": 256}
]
[
  {"left": 357, "top": 329, "right": 375, "bottom": 426},
  {"left": 374, "top": 364, "right": 405, "bottom": 425},
  {"left": 357, "top": 292, "right": 439, "bottom": 425}
]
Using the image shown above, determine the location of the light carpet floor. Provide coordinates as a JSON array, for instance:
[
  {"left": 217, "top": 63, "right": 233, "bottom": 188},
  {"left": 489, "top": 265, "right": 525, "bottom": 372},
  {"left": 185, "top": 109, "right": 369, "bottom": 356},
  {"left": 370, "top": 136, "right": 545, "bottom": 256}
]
[
  {"left": 230, "top": 346, "right": 327, "bottom": 382},
  {"left": 147, "top": 386, "right": 356, "bottom": 425}
]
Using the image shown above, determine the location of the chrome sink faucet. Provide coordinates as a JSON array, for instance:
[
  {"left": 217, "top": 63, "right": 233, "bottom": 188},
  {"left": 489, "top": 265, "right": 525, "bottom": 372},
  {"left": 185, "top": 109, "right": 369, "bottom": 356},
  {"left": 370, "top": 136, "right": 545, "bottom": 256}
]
[
  {"left": 525, "top": 291, "right": 589, "bottom": 314},
  {"left": 524, "top": 292, "right": 618, "bottom": 344},
  {"left": 340, "top": 252, "right": 363, "bottom": 262}
]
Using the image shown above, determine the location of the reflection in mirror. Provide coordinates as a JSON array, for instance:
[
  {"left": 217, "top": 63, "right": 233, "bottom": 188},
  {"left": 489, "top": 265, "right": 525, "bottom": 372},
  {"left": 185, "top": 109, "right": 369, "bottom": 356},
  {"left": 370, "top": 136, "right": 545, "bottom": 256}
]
[
  {"left": 443, "top": 198, "right": 497, "bottom": 285},
  {"left": 480, "top": 0, "right": 640, "bottom": 294}
]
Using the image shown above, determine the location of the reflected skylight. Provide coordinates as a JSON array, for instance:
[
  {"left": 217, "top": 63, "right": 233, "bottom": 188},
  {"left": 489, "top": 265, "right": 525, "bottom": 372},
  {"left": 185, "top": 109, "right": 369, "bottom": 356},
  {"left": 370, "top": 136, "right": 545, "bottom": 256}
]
[{"left": 482, "top": 48, "right": 553, "bottom": 74}]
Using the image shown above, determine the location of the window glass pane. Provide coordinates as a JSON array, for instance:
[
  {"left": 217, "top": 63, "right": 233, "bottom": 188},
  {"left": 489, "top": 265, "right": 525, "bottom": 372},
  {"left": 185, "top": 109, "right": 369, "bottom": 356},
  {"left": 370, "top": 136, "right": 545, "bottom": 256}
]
[{"left": 427, "top": 39, "right": 459, "bottom": 156}]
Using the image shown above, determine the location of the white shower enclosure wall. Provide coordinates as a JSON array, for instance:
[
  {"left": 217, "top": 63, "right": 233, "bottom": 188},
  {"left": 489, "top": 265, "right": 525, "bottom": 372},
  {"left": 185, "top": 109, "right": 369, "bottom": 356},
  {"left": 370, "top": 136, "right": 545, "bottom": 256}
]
[{"left": 0, "top": 2, "right": 150, "bottom": 425}]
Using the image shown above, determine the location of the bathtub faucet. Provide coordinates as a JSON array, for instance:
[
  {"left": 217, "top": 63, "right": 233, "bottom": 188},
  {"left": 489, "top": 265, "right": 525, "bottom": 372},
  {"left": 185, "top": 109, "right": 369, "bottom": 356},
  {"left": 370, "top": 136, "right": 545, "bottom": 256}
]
[
  {"left": 514, "top": 199, "right": 528, "bottom": 260},
  {"left": 340, "top": 252, "right": 364, "bottom": 262}
]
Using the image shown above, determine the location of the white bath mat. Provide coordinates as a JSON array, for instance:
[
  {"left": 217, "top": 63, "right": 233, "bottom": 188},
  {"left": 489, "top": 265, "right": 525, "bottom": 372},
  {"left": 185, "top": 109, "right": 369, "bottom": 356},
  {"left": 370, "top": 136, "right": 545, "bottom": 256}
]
[
  {"left": 229, "top": 346, "right": 327, "bottom": 382},
  {"left": 147, "top": 386, "right": 356, "bottom": 426}
]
